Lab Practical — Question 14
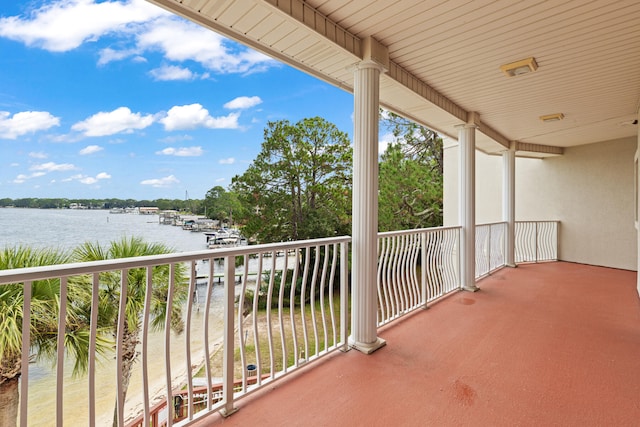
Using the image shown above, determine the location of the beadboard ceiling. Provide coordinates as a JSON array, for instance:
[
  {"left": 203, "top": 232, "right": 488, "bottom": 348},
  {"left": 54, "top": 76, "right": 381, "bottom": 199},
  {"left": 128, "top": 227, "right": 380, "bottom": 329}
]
[{"left": 147, "top": 0, "right": 640, "bottom": 157}]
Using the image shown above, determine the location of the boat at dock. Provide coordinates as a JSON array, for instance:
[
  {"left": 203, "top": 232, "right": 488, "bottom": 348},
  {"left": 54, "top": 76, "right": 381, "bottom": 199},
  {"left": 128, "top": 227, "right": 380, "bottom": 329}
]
[
  {"left": 109, "top": 207, "right": 140, "bottom": 214},
  {"left": 204, "top": 229, "right": 247, "bottom": 249}
]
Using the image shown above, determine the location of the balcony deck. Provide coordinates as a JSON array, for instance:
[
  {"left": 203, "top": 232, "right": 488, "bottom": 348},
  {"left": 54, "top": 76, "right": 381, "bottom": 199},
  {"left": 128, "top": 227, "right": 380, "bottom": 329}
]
[{"left": 192, "top": 262, "right": 640, "bottom": 426}]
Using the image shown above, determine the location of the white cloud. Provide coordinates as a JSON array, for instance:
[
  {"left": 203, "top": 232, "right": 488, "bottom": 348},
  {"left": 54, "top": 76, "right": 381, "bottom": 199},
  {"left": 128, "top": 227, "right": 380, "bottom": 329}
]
[
  {"left": 0, "top": 0, "right": 167, "bottom": 52},
  {"left": 380, "top": 109, "right": 392, "bottom": 121},
  {"left": 0, "top": 1, "right": 277, "bottom": 75},
  {"left": 224, "top": 96, "right": 262, "bottom": 110},
  {"left": 140, "top": 174, "right": 179, "bottom": 187},
  {"left": 97, "top": 47, "right": 139, "bottom": 66},
  {"left": 79, "top": 145, "right": 104, "bottom": 155},
  {"left": 156, "top": 146, "right": 203, "bottom": 157},
  {"left": 0, "top": 0, "right": 281, "bottom": 91},
  {"left": 48, "top": 133, "right": 83, "bottom": 143},
  {"left": 61, "top": 172, "right": 111, "bottom": 184},
  {"left": 12, "top": 174, "right": 28, "bottom": 184},
  {"left": 80, "top": 176, "right": 98, "bottom": 184},
  {"left": 29, "top": 151, "right": 48, "bottom": 159},
  {"left": 12, "top": 171, "right": 47, "bottom": 183},
  {"left": 159, "top": 134, "right": 193, "bottom": 143},
  {"left": 379, "top": 132, "right": 395, "bottom": 155},
  {"left": 219, "top": 157, "right": 235, "bottom": 165},
  {"left": 215, "top": 178, "right": 225, "bottom": 183},
  {"left": 72, "top": 107, "right": 154, "bottom": 136},
  {"left": 61, "top": 174, "right": 84, "bottom": 182},
  {"left": 149, "top": 64, "right": 199, "bottom": 81},
  {"left": 0, "top": 111, "right": 60, "bottom": 139},
  {"left": 136, "top": 17, "right": 275, "bottom": 74},
  {"left": 30, "top": 162, "right": 76, "bottom": 172},
  {"left": 160, "top": 104, "right": 239, "bottom": 131}
]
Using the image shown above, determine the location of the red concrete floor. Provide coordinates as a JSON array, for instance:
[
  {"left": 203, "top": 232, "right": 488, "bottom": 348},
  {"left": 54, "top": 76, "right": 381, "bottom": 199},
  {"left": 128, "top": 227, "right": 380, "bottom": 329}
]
[{"left": 190, "top": 262, "right": 640, "bottom": 427}]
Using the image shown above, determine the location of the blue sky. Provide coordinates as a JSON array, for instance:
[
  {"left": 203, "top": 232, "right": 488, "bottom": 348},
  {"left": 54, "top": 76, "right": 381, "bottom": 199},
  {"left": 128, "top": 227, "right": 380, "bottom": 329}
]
[{"left": 0, "top": 0, "right": 370, "bottom": 200}]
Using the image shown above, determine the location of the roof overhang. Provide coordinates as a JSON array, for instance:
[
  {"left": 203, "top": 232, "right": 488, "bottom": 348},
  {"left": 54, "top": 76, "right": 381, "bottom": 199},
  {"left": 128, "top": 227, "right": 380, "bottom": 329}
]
[{"left": 146, "top": 0, "right": 640, "bottom": 158}]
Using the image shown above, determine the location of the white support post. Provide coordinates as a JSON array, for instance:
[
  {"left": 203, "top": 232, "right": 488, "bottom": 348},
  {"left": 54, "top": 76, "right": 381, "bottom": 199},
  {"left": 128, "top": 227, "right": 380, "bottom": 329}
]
[
  {"left": 503, "top": 141, "right": 516, "bottom": 267},
  {"left": 20, "top": 281, "right": 32, "bottom": 427},
  {"left": 350, "top": 57, "right": 386, "bottom": 354},
  {"left": 340, "top": 241, "right": 349, "bottom": 352},
  {"left": 421, "top": 232, "right": 428, "bottom": 309},
  {"left": 457, "top": 122, "right": 479, "bottom": 292},
  {"left": 221, "top": 255, "right": 238, "bottom": 417}
]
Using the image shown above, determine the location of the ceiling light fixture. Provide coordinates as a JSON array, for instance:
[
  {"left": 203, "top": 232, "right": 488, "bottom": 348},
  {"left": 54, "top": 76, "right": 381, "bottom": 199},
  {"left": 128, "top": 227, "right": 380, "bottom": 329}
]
[
  {"left": 540, "top": 113, "right": 565, "bottom": 123},
  {"left": 500, "top": 57, "right": 538, "bottom": 77}
]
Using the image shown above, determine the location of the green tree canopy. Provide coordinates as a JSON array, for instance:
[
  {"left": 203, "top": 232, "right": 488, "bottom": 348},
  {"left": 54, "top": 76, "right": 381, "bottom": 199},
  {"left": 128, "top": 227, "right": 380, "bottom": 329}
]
[
  {"left": 231, "top": 117, "right": 352, "bottom": 243},
  {"left": 203, "top": 186, "right": 245, "bottom": 226},
  {"left": 378, "top": 112, "right": 443, "bottom": 231},
  {"left": 381, "top": 111, "right": 444, "bottom": 174},
  {"left": 72, "top": 237, "right": 188, "bottom": 427},
  {"left": 0, "top": 245, "right": 101, "bottom": 427}
]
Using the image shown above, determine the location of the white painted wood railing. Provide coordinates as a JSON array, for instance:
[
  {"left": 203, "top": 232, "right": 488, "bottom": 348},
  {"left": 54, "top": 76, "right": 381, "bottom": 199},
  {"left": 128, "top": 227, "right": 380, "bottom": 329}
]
[
  {"left": 376, "top": 227, "right": 461, "bottom": 327},
  {"left": 0, "top": 236, "right": 350, "bottom": 427}
]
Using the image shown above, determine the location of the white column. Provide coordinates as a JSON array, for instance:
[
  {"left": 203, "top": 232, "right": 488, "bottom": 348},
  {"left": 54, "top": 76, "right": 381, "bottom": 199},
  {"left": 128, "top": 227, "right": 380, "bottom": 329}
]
[
  {"left": 350, "top": 60, "right": 386, "bottom": 354},
  {"left": 458, "top": 123, "right": 479, "bottom": 292},
  {"left": 503, "top": 141, "right": 516, "bottom": 267}
]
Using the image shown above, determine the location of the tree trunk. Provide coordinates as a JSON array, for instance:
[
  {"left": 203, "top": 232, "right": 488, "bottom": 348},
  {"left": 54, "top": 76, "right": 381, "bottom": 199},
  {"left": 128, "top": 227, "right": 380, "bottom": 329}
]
[
  {"left": 290, "top": 182, "right": 298, "bottom": 240},
  {"left": 112, "top": 330, "right": 139, "bottom": 427},
  {"left": 0, "top": 378, "right": 19, "bottom": 427}
]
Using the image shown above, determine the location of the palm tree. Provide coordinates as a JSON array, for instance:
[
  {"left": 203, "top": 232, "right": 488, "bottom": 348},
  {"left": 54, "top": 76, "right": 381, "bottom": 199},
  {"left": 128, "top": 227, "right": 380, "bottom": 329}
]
[
  {"left": 0, "top": 245, "right": 95, "bottom": 427},
  {"left": 72, "top": 237, "right": 188, "bottom": 427}
]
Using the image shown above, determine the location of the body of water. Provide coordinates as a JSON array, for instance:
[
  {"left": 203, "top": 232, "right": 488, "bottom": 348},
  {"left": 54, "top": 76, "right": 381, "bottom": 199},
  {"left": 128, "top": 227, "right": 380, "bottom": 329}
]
[
  {"left": 0, "top": 208, "right": 209, "bottom": 252},
  {"left": 0, "top": 208, "right": 221, "bottom": 426}
]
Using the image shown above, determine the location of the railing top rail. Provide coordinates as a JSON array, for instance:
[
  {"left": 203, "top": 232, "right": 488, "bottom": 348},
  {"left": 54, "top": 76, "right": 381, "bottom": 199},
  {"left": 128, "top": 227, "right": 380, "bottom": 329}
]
[
  {"left": 0, "top": 235, "right": 352, "bottom": 285},
  {"left": 476, "top": 221, "right": 508, "bottom": 227},
  {"left": 515, "top": 220, "right": 560, "bottom": 224},
  {"left": 377, "top": 225, "right": 461, "bottom": 238}
]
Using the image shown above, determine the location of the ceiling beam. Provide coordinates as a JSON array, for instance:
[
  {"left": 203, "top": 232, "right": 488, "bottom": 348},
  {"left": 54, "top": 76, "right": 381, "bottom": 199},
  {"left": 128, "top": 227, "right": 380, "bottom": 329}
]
[
  {"left": 265, "top": 0, "right": 361, "bottom": 58},
  {"left": 516, "top": 142, "right": 564, "bottom": 156},
  {"left": 478, "top": 123, "right": 511, "bottom": 149},
  {"left": 263, "top": 1, "right": 517, "bottom": 148}
]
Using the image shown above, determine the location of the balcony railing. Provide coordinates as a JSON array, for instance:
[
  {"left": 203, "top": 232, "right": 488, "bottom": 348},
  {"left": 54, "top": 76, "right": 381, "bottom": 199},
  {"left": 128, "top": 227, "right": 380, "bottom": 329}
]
[
  {"left": 376, "top": 221, "right": 559, "bottom": 328},
  {"left": 0, "top": 221, "right": 558, "bottom": 426},
  {"left": 376, "top": 227, "right": 461, "bottom": 326},
  {"left": 475, "top": 222, "right": 507, "bottom": 278},
  {"left": 515, "top": 220, "right": 559, "bottom": 262},
  {"left": 0, "top": 236, "right": 349, "bottom": 427}
]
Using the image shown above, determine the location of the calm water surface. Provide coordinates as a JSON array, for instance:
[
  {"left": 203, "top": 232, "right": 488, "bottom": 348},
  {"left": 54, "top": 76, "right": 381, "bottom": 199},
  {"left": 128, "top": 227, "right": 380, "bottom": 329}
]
[
  {"left": 0, "top": 208, "right": 208, "bottom": 252},
  {"left": 0, "top": 209, "right": 222, "bottom": 426}
]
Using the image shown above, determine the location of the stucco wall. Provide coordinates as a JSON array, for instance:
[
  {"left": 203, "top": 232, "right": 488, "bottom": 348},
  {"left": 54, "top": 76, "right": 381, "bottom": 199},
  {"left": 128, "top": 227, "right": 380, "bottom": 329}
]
[
  {"left": 637, "top": 112, "right": 640, "bottom": 295},
  {"left": 444, "top": 137, "right": 637, "bottom": 271}
]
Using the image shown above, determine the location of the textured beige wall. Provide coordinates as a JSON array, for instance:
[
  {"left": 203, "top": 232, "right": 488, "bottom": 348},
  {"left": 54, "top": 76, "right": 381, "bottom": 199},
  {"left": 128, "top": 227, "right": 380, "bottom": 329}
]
[
  {"left": 444, "top": 137, "right": 637, "bottom": 271},
  {"left": 637, "top": 113, "right": 640, "bottom": 294}
]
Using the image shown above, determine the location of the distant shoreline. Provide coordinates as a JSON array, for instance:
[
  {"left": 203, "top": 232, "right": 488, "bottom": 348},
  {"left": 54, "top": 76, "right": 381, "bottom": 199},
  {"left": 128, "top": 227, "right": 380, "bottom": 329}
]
[{"left": 0, "top": 197, "right": 203, "bottom": 213}]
